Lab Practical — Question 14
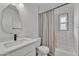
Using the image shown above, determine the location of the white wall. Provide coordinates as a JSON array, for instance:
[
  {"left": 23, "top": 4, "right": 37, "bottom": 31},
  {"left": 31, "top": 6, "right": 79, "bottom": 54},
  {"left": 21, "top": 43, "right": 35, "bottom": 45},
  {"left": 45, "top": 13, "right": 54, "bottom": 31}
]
[
  {"left": 73, "top": 4, "right": 79, "bottom": 55},
  {"left": 0, "top": 3, "right": 38, "bottom": 42},
  {"left": 18, "top": 4, "right": 38, "bottom": 38}
]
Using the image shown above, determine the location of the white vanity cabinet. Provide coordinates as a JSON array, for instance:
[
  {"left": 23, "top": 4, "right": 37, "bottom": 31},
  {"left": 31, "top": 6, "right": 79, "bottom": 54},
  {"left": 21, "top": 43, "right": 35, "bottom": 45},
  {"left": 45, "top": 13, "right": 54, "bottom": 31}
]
[{"left": 4, "top": 38, "right": 41, "bottom": 56}]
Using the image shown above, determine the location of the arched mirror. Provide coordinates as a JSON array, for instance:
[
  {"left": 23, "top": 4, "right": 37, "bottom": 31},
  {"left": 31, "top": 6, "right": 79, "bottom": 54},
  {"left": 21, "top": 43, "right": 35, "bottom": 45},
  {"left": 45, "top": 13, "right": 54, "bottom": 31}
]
[{"left": 1, "top": 4, "right": 22, "bottom": 41}]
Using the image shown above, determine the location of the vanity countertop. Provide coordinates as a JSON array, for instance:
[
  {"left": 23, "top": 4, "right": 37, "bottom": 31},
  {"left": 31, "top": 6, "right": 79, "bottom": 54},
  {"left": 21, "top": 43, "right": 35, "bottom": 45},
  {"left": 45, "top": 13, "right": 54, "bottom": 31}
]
[{"left": 0, "top": 38, "right": 40, "bottom": 56}]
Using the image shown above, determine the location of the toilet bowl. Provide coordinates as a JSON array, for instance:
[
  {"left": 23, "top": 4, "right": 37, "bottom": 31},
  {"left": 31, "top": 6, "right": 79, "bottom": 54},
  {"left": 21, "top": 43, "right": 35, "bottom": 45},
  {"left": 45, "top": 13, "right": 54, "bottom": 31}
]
[{"left": 37, "top": 46, "right": 49, "bottom": 56}]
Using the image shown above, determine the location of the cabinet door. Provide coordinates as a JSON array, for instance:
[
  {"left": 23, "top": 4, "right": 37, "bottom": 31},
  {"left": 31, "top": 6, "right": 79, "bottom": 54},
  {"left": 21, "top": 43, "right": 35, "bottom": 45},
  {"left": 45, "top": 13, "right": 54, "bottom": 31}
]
[
  {"left": 6, "top": 46, "right": 34, "bottom": 56},
  {"left": 54, "top": 4, "right": 74, "bottom": 55}
]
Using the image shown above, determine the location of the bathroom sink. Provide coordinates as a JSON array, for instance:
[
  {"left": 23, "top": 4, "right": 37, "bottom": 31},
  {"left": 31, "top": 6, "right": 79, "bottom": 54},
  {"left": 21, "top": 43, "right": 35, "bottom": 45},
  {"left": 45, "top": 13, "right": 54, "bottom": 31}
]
[
  {"left": 0, "top": 38, "right": 41, "bottom": 56},
  {"left": 3, "top": 39, "right": 30, "bottom": 48}
]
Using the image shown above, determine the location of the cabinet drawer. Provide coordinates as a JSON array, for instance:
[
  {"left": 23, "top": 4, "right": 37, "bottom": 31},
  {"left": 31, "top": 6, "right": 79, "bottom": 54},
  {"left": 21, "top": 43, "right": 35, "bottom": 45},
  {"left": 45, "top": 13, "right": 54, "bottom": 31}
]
[{"left": 25, "top": 49, "right": 36, "bottom": 56}]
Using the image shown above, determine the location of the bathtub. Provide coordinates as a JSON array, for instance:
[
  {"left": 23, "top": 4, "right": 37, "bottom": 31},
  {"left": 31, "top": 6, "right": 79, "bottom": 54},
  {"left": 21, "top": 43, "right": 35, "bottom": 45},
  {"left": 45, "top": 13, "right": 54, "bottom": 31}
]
[{"left": 55, "top": 48, "right": 76, "bottom": 56}]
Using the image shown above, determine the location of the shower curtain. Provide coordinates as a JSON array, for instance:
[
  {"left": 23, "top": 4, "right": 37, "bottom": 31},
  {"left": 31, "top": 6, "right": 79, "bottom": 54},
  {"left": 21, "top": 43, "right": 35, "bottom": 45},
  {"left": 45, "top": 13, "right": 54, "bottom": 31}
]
[{"left": 38, "top": 10, "right": 54, "bottom": 55}]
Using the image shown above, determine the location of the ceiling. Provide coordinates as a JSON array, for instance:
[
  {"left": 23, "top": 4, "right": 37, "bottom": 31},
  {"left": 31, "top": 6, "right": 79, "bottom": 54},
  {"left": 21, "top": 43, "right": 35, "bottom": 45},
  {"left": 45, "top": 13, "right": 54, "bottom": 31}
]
[
  {"left": 24, "top": 3, "right": 64, "bottom": 13},
  {"left": 0, "top": 3, "right": 64, "bottom": 13}
]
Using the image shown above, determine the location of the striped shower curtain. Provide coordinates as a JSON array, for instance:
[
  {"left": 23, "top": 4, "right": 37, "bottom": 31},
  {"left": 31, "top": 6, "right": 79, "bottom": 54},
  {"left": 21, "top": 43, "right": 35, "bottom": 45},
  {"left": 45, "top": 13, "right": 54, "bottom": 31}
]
[{"left": 38, "top": 10, "right": 54, "bottom": 55}]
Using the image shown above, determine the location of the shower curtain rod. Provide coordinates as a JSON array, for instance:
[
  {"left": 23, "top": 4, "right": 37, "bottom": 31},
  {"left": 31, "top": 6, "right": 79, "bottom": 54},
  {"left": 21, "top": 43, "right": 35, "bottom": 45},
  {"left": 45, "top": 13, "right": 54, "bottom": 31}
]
[
  {"left": 39, "top": 3, "right": 69, "bottom": 14},
  {"left": 53, "top": 3, "right": 69, "bottom": 9}
]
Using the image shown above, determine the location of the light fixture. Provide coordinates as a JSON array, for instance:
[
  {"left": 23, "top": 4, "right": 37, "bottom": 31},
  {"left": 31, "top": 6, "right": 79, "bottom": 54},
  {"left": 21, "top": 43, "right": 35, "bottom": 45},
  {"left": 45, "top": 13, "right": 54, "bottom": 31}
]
[
  {"left": 11, "top": 3, "right": 17, "bottom": 6},
  {"left": 18, "top": 3, "right": 24, "bottom": 8},
  {"left": 11, "top": 3, "right": 24, "bottom": 8}
]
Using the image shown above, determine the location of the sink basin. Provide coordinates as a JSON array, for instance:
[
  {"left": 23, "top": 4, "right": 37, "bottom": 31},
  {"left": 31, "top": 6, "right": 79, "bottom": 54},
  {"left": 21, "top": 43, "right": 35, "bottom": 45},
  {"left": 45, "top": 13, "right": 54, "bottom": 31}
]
[{"left": 4, "top": 39, "right": 30, "bottom": 48}]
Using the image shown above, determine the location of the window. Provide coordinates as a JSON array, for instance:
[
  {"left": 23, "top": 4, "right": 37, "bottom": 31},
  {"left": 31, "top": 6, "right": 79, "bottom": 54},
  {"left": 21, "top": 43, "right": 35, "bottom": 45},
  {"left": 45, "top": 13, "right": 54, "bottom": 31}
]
[{"left": 59, "top": 13, "right": 68, "bottom": 30}]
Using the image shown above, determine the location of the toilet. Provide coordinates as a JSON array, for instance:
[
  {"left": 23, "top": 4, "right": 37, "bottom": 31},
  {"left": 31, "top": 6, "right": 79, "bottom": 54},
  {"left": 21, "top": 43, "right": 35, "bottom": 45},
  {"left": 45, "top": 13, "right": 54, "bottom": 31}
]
[{"left": 37, "top": 46, "right": 49, "bottom": 56}]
